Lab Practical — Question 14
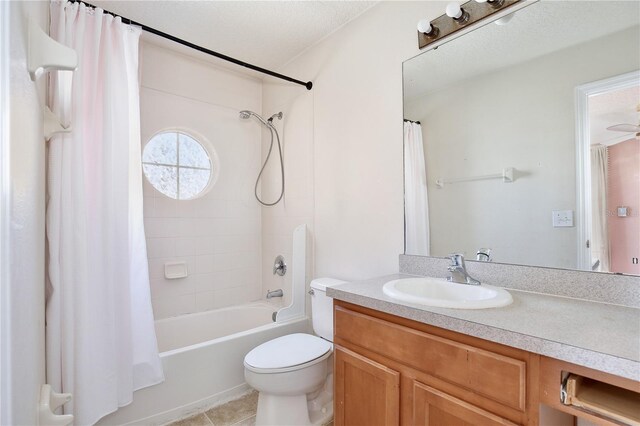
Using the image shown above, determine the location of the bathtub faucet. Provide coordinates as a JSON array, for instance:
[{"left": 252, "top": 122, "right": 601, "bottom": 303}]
[{"left": 266, "top": 289, "right": 283, "bottom": 299}]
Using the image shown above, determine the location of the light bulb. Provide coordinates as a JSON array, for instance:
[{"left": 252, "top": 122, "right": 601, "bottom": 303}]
[
  {"left": 417, "top": 19, "right": 433, "bottom": 34},
  {"left": 446, "top": 2, "right": 463, "bottom": 19}
]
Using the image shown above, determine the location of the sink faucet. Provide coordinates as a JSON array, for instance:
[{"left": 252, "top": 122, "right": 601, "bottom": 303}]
[
  {"left": 447, "top": 254, "right": 481, "bottom": 285},
  {"left": 476, "top": 248, "right": 492, "bottom": 262}
]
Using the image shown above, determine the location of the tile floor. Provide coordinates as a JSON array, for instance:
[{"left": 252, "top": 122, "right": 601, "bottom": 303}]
[
  {"left": 168, "top": 391, "right": 258, "bottom": 426},
  {"left": 167, "top": 391, "right": 334, "bottom": 426}
]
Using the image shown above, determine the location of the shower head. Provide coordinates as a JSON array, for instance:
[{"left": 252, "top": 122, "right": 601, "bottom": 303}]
[{"left": 239, "top": 110, "right": 270, "bottom": 126}]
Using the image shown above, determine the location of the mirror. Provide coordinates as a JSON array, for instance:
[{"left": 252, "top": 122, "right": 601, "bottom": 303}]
[{"left": 403, "top": 1, "right": 640, "bottom": 275}]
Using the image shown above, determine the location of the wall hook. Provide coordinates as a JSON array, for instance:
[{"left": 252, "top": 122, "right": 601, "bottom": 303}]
[
  {"left": 28, "top": 18, "right": 78, "bottom": 81},
  {"left": 38, "top": 384, "right": 73, "bottom": 426},
  {"left": 44, "top": 107, "right": 71, "bottom": 141}
]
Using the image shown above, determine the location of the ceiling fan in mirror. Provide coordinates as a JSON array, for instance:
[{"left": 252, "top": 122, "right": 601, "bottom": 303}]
[{"left": 606, "top": 103, "right": 640, "bottom": 138}]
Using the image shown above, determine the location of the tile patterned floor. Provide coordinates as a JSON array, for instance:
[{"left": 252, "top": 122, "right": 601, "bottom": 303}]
[
  {"left": 167, "top": 390, "right": 333, "bottom": 426},
  {"left": 167, "top": 391, "right": 258, "bottom": 426}
]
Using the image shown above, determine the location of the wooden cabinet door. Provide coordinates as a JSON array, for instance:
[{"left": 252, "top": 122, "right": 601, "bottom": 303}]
[
  {"left": 412, "top": 380, "right": 520, "bottom": 426},
  {"left": 334, "top": 345, "right": 400, "bottom": 426}
]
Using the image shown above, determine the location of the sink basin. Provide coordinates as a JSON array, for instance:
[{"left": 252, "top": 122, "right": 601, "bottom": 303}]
[{"left": 382, "top": 277, "right": 512, "bottom": 309}]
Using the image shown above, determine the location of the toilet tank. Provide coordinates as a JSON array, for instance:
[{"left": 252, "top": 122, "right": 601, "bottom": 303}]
[{"left": 310, "top": 278, "right": 347, "bottom": 341}]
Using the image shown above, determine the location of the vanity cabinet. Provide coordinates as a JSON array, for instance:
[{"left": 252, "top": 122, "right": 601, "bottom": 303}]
[
  {"left": 334, "top": 346, "right": 400, "bottom": 425},
  {"left": 333, "top": 301, "right": 539, "bottom": 426}
]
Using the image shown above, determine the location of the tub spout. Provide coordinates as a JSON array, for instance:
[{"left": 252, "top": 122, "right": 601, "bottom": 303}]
[{"left": 266, "top": 289, "right": 283, "bottom": 299}]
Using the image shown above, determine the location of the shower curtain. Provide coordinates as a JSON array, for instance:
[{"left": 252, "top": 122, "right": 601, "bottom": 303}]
[
  {"left": 404, "top": 121, "right": 430, "bottom": 255},
  {"left": 46, "top": 2, "right": 163, "bottom": 424},
  {"left": 590, "top": 145, "right": 610, "bottom": 272}
]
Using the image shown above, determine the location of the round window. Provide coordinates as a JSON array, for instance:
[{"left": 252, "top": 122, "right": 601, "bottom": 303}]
[{"left": 142, "top": 131, "right": 216, "bottom": 200}]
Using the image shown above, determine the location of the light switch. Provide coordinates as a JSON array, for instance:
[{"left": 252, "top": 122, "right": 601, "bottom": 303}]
[
  {"left": 552, "top": 210, "right": 574, "bottom": 227},
  {"left": 617, "top": 206, "right": 629, "bottom": 217}
]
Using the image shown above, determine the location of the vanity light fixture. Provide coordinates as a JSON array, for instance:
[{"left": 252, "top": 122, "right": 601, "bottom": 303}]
[
  {"left": 417, "top": 0, "right": 522, "bottom": 49},
  {"left": 417, "top": 19, "right": 439, "bottom": 38},
  {"left": 475, "top": 0, "right": 506, "bottom": 8},
  {"left": 446, "top": 2, "right": 470, "bottom": 23}
]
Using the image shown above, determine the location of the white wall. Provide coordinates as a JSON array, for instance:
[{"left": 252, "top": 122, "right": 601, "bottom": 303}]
[
  {"left": 262, "top": 2, "right": 443, "bottom": 281},
  {"left": 404, "top": 27, "right": 639, "bottom": 269},
  {"left": 260, "top": 85, "right": 315, "bottom": 304},
  {"left": 0, "top": 4, "right": 7, "bottom": 422},
  {"left": 140, "top": 42, "right": 264, "bottom": 319},
  {"left": 2, "top": 1, "right": 48, "bottom": 424}
]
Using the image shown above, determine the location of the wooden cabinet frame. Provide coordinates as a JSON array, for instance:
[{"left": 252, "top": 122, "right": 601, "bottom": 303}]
[
  {"left": 333, "top": 300, "right": 638, "bottom": 426},
  {"left": 334, "top": 301, "right": 538, "bottom": 426},
  {"left": 335, "top": 346, "right": 401, "bottom": 426}
]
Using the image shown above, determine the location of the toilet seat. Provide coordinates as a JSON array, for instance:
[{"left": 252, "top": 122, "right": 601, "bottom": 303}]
[{"left": 244, "top": 333, "right": 332, "bottom": 374}]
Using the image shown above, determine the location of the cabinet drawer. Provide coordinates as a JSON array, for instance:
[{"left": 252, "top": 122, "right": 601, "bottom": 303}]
[{"left": 334, "top": 306, "right": 526, "bottom": 411}]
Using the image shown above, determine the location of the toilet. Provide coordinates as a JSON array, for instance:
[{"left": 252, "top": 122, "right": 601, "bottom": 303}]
[{"left": 244, "top": 278, "right": 346, "bottom": 426}]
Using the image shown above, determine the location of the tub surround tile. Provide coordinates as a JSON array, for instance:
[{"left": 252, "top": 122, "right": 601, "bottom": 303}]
[
  {"left": 145, "top": 218, "right": 183, "bottom": 238},
  {"left": 155, "top": 196, "right": 179, "bottom": 218},
  {"left": 211, "top": 286, "right": 250, "bottom": 310},
  {"left": 195, "top": 255, "right": 217, "bottom": 274},
  {"left": 328, "top": 274, "right": 640, "bottom": 381},
  {"left": 195, "top": 271, "right": 230, "bottom": 293},
  {"left": 400, "top": 254, "right": 640, "bottom": 308},
  {"left": 194, "top": 291, "right": 217, "bottom": 312},
  {"left": 147, "top": 237, "right": 176, "bottom": 259},
  {"left": 152, "top": 293, "right": 197, "bottom": 320},
  {"left": 175, "top": 237, "right": 198, "bottom": 257}
]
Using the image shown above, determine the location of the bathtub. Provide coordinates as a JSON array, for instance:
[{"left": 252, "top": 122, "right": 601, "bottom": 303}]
[{"left": 98, "top": 302, "right": 310, "bottom": 425}]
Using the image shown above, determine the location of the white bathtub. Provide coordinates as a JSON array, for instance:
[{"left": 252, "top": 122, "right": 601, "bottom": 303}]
[{"left": 98, "top": 302, "right": 310, "bottom": 425}]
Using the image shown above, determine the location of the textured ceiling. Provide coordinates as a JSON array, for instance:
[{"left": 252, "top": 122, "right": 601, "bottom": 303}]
[
  {"left": 89, "top": 1, "right": 376, "bottom": 73},
  {"left": 590, "top": 85, "right": 640, "bottom": 146},
  {"left": 404, "top": 1, "right": 640, "bottom": 101}
]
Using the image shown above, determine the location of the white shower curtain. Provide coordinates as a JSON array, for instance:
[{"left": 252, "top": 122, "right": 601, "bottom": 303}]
[
  {"left": 590, "top": 145, "right": 610, "bottom": 272},
  {"left": 404, "top": 121, "right": 430, "bottom": 255},
  {"left": 46, "top": 2, "right": 164, "bottom": 424}
]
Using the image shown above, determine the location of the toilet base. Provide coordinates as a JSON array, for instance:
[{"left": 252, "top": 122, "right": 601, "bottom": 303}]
[
  {"left": 254, "top": 374, "right": 333, "bottom": 426},
  {"left": 256, "top": 394, "right": 309, "bottom": 426}
]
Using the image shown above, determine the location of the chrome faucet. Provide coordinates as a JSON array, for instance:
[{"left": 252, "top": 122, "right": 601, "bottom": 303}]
[
  {"left": 476, "top": 248, "right": 492, "bottom": 262},
  {"left": 266, "top": 289, "right": 283, "bottom": 299},
  {"left": 447, "top": 254, "right": 481, "bottom": 285}
]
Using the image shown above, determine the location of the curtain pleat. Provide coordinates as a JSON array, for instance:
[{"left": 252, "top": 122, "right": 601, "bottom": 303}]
[
  {"left": 590, "top": 144, "right": 610, "bottom": 272},
  {"left": 404, "top": 121, "right": 430, "bottom": 256},
  {"left": 46, "top": 2, "right": 164, "bottom": 424}
]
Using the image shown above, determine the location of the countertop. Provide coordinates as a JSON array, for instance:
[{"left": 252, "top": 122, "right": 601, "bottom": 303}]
[{"left": 327, "top": 274, "right": 640, "bottom": 381}]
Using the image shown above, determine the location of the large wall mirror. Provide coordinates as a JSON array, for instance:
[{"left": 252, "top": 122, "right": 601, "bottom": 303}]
[{"left": 403, "top": 1, "right": 640, "bottom": 275}]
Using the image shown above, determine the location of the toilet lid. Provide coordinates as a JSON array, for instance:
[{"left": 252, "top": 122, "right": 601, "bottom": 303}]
[{"left": 244, "top": 333, "right": 332, "bottom": 370}]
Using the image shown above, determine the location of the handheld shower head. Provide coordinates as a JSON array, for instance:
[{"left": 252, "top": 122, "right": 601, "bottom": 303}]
[{"left": 239, "top": 110, "right": 270, "bottom": 126}]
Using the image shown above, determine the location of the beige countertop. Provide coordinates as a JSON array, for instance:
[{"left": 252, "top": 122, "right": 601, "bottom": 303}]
[{"left": 327, "top": 274, "right": 640, "bottom": 381}]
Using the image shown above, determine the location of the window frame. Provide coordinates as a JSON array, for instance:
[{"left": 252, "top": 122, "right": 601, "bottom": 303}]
[{"left": 142, "top": 129, "right": 219, "bottom": 200}]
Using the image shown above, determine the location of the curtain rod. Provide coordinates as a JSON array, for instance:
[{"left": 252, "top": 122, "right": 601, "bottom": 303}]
[
  {"left": 68, "top": 0, "right": 313, "bottom": 90},
  {"left": 404, "top": 119, "right": 421, "bottom": 124}
]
